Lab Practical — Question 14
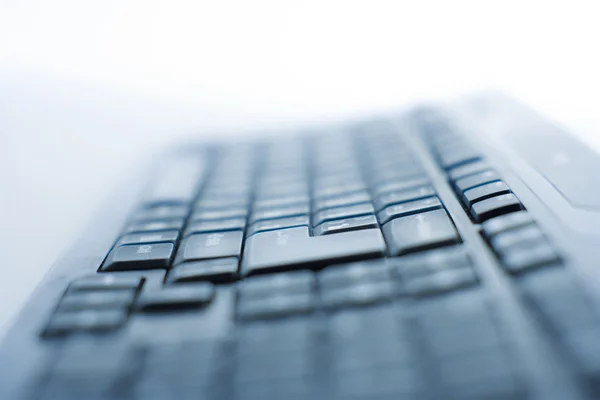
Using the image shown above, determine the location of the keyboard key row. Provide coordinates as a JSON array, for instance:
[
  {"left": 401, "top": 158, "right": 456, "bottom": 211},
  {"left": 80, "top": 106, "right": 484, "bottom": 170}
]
[
  {"left": 481, "top": 212, "right": 561, "bottom": 274},
  {"left": 237, "top": 250, "right": 477, "bottom": 320}
]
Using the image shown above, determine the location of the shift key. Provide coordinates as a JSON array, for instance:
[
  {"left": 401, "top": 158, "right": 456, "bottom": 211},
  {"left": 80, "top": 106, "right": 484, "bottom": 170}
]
[
  {"left": 383, "top": 209, "right": 460, "bottom": 256},
  {"left": 175, "top": 231, "right": 244, "bottom": 264}
]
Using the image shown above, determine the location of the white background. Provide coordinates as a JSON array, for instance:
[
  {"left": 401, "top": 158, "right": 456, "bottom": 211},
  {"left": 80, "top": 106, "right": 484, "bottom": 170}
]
[{"left": 1, "top": 0, "right": 599, "bottom": 337}]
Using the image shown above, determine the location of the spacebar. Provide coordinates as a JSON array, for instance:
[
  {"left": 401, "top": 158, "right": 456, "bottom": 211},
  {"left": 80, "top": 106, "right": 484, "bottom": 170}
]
[{"left": 241, "top": 227, "right": 387, "bottom": 276}]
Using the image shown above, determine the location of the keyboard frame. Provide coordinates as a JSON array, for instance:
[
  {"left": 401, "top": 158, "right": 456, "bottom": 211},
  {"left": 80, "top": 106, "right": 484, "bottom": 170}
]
[{"left": 1, "top": 93, "right": 598, "bottom": 399}]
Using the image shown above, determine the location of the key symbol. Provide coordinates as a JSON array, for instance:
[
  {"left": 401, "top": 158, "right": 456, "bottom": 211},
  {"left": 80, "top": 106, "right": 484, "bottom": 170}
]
[{"left": 136, "top": 245, "right": 153, "bottom": 254}]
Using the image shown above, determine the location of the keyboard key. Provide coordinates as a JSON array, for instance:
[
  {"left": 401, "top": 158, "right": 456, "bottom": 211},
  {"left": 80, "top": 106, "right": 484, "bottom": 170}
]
[
  {"left": 333, "top": 366, "right": 419, "bottom": 398},
  {"left": 377, "top": 196, "right": 442, "bottom": 224},
  {"left": 117, "top": 230, "right": 179, "bottom": 246},
  {"left": 253, "top": 195, "right": 309, "bottom": 210},
  {"left": 321, "top": 281, "right": 397, "bottom": 309},
  {"left": 241, "top": 227, "right": 386, "bottom": 276},
  {"left": 166, "top": 257, "right": 239, "bottom": 283},
  {"left": 500, "top": 240, "right": 560, "bottom": 273},
  {"left": 383, "top": 209, "right": 460, "bottom": 256},
  {"left": 250, "top": 204, "right": 309, "bottom": 224},
  {"left": 471, "top": 193, "right": 523, "bottom": 222},
  {"left": 481, "top": 211, "right": 534, "bottom": 238},
  {"left": 238, "top": 271, "right": 316, "bottom": 298},
  {"left": 312, "top": 203, "right": 375, "bottom": 227},
  {"left": 136, "top": 283, "right": 215, "bottom": 312},
  {"left": 372, "top": 176, "right": 430, "bottom": 197},
  {"left": 125, "top": 219, "right": 185, "bottom": 234},
  {"left": 101, "top": 243, "right": 174, "bottom": 271},
  {"left": 196, "top": 197, "right": 249, "bottom": 210},
  {"left": 436, "top": 348, "right": 523, "bottom": 399},
  {"left": 462, "top": 181, "right": 511, "bottom": 207},
  {"left": 69, "top": 274, "right": 144, "bottom": 291},
  {"left": 394, "top": 246, "right": 471, "bottom": 278},
  {"left": 132, "top": 205, "right": 189, "bottom": 221},
  {"left": 237, "top": 293, "right": 315, "bottom": 320},
  {"left": 447, "top": 160, "right": 490, "bottom": 181},
  {"left": 373, "top": 185, "right": 436, "bottom": 212},
  {"left": 185, "top": 218, "right": 246, "bottom": 236},
  {"left": 319, "top": 259, "right": 391, "bottom": 289},
  {"left": 190, "top": 207, "right": 247, "bottom": 222},
  {"left": 403, "top": 267, "right": 478, "bottom": 297},
  {"left": 312, "top": 214, "right": 378, "bottom": 236},
  {"left": 313, "top": 182, "right": 367, "bottom": 199},
  {"left": 490, "top": 225, "right": 545, "bottom": 252},
  {"left": 143, "top": 157, "right": 207, "bottom": 205},
  {"left": 176, "top": 231, "right": 243, "bottom": 263},
  {"left": 312, "top": 191, "right": 371, "bottom": 212},
  {"left": 454, "top": 170, "right": 501, "bottom": 192},
  {"left": 58, "top": 290, "right": 135, "bottom": 311},
  {"left": 247, "top": 215, "right": 309, "bottom": 237},
  {"left": 438, "top": 147, "right": 481, "bottom": 170},
  {"left": 43, "top": 309, "right": 128, "bottom": 337}
]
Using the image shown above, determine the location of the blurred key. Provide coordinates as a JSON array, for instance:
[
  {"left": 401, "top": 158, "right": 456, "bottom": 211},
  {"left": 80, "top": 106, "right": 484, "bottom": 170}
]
[
  {"left": 383, "top": 209, "right": 460, "bottom": 255},
  {"left": 101, "top": 243, "right": 174, "bottom": 271}
]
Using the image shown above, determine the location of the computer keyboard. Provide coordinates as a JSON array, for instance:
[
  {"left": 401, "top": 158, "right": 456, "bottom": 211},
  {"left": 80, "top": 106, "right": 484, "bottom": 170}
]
[{"left": 6, "top": 100, "right": 600, "bottom": 400}]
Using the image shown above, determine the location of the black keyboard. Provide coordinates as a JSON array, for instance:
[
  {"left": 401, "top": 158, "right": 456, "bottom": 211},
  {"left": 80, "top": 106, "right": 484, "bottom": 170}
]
[{"left": 4, "top": 101, "right": 600, "bottom": 400}]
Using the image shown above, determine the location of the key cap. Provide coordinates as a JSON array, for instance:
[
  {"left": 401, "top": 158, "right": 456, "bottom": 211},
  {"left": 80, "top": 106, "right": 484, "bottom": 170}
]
[
  {"left": 43, "top": 309, "right": 128, "bottom": 337},
  {"left": 500, "top": 240, "right": 560, "bottom": 273},
  {"left": 143, "top": 157, "right": 206, "bottom": 205},
  {"left": 125, "top": 219, "right": 185, "bottom": 234},
  {"left": 377, "top": 196, "right": 442, "bottom": 225},
  {"left": 403, "top": 267, "right": 478, "bottom": 297},
  {"left": 447, "top": 160, "right": 490, "bottom": 181},
  {"left": 136, "top": 283, "right": 215, "bottom": 312},
  {"left": 480, "top": 211, "right": 534, "bottom": 238},
  {"left": 166, "top": 257, "right": 239, "bottom": 283},
  {"left": 253, "top": 195, "right": 309, "bottom": 210},
  {"left": 312, "top": 214, "right": 378, "bottom": 236},
  {"left": 490, "top": 225, "right": 545, "bottom": 252},
  {"left": 313, "top": 182, "right": 367, "bottom": 199},
  {"left": 394, "top": 246, "right": 471, "bottom": 278},
  {"left": 312, "top": 191, "right": 371, "bottom": 212},
  {"left": 454, "top": 170, "right": 501, "bottom": 192},
  {"left": 237, "top": 293, "right": 315, "bottom": 321},
  {"left": 471, "top": 193, "right": 523, "bottom": 223},
  {"left": 462, "top": 181, "right": 511, "bottom": 207},
  {"left": 101, "top": 243, "right": 174, "bottom": 271},
  {"left": 175, "top": 231, "right": 243, "bottom": 264},
  {"left": 190, "top": 208, "right": 247, "bottom": 222},
  {"left": 372, "top": 176, "right": 430, "bottom": 197},
  {"left": 373, "top": 185, "right": 436, "bottom": 212},
  {"left": 321, "top": 281, "right": 397, "bottom": 310},
  {"left": 312, "top": 203, "right": 374, "bottom": 227},
  {"left": 247, "top": 215, "right": 309, "bottom": 237},
  {"left": 383, "top": 209, "right": 460, "bottom": 256},
  {"left": 196, "top": 197, "right": 249, "bottom": 210},
  {"left": 132, "top": 205, "right": 189, "bottom": 222},
  {"left": 185, "top": 218, "right": 246, "bottom": 236},
  {"left": 319, "top": 259, "right": 391, "bottom": 289},
  {"left": 69, "top": 275, "right": 144, "bottom": 291},
  {"left": 238, "top": 271, "right": 316, "bottom": 298},
  {"left": 241, "top": 227, "right": 386, "bottom": 276},
  {"left": 58, "top": 290, "right": 136, "bottom": 311},
  {"left": 438, "top": 147, "right": 481, "bottom": 170},
  {"left": 250, "top": 205, "right": 309, "bottom": 224},
  {"left": 117, "top": 230, "right": 179, "bottom": 246},
  {"left": 437, "top": 348, "right": 523, "bottom": 399}
]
